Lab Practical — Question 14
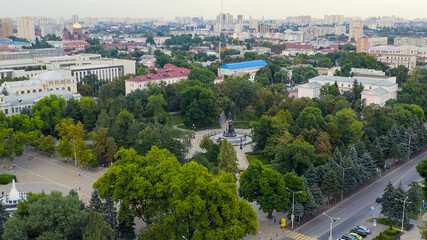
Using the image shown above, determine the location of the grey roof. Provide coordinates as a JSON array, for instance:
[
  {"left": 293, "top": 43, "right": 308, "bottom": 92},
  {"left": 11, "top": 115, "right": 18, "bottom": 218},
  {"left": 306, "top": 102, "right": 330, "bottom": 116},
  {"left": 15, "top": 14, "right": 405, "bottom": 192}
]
[
  {"left": 33, "top": 71, "right": 73, "bottom": 81},
  {"left": 5, "top": 90, "right": 79, "bottom": 107},
  {"left": 3, "top": 80, "right": 43, "bottom": 88},
  {"left": 370, "top": 87, "right": 389, "bottom": 94},
  {"left": 301, "top": 82, "right": 323, "bottom": 88},
  {"left": 310, "top": 75, "right": 397, "bottom": 87}
]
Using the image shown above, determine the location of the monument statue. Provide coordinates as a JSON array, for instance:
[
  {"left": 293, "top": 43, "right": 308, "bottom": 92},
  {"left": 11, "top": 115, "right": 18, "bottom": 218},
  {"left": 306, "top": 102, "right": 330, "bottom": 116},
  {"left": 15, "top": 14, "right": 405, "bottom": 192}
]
[{"left": 223, "top": 111, "right": 237, "bottom": 137}]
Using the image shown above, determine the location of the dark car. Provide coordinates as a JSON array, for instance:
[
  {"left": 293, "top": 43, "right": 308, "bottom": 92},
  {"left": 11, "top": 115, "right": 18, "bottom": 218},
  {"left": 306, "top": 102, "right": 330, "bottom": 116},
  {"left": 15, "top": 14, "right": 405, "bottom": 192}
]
[
  {"left": 376, "top": 196, "right": 383, "bottom": 203},
  {"left": 350, "top": 228, "right": 368, "bottom": 237}
]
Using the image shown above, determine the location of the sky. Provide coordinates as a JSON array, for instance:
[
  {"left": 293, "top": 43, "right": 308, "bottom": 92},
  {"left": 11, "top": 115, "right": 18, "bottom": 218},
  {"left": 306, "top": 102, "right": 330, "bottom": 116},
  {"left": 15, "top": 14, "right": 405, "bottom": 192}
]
[{"left": 1, "top": 0, "right": 427, "bottom": 20}]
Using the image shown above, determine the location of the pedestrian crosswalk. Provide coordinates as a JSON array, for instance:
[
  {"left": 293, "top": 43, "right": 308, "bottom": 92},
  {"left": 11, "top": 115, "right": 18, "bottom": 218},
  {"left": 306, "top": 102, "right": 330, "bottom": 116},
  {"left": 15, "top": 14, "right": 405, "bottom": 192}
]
[{"left": 287, "top": 231, "right": 316, "bottom": 240}]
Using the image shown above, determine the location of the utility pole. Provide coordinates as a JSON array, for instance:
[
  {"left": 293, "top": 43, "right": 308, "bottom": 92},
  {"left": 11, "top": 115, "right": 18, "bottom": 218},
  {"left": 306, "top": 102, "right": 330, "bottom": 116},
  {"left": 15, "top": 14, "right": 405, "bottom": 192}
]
[
  {"left": 336, "top": 163, "right": 351, "bottom": 200},
  {"left": 323, "top": 212, "right": 340, "bottom": 240},
  {"left": 395, "top": 196, "right": 411, "bottom": 232},
  {"left": 286, "top": 187, "right": 301, "bottom": 230}
]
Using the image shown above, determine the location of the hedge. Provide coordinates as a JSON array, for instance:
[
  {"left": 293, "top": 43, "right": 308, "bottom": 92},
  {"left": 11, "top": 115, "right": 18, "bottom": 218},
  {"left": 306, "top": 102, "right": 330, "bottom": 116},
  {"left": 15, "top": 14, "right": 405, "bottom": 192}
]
[{"left": 0, "top": 174, "right": 16, "bottom": 185}]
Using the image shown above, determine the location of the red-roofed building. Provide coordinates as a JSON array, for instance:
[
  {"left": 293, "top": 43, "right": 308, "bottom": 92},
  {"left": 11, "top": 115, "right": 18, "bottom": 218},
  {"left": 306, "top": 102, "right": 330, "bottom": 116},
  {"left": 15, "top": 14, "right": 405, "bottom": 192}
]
[
  {"left": 125, "top": 64, "right": 190, "bottom": 94},
  {"left": 63, "top": 41, "right": 90, "bottom": 52}
]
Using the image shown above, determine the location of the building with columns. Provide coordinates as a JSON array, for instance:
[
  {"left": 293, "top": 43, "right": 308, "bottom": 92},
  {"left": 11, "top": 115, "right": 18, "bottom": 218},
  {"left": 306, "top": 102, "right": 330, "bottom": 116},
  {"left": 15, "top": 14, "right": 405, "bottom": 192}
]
[
  {"left": 1, "top": 71, "right": 77, "bottom": 95},
  {"left": 0, "top": 90, "right": 81, "bottom": 116},
  {"left": 298, "top": 75, "right": 398, "bottom": 107},
  {"left": 0, "top": 54, "right": 136, "bottom": 82}
]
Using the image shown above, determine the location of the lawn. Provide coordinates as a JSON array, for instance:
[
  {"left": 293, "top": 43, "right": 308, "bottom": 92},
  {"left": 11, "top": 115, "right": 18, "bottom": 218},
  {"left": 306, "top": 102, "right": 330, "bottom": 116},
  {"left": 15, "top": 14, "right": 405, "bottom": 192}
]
[
  {"left": 171, "top": 113, "right": 184, "bottom": 125},
  {"left": 233, "top": 121, "right": 251, "bottom": 129},
  {"left": 372, "top": 226, "right": 402, "bottom": 240},
  {"left": 246, "top": 154, "right": 272, "bottom": 165},
  {"left": 368, "top": 218, "right": 410, "bottom": 230},
  {"left": 177, "top": 122, "right": 221, "bottom": 131}
]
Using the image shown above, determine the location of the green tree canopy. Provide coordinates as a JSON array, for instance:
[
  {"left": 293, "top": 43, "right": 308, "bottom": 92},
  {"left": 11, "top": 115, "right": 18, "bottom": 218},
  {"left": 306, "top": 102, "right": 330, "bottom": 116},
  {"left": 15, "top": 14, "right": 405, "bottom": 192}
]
[
  {"left": 94, "top": 147, "right": 258, "bottom": 239},
  {"left": 2, "top": 191, "right": 88, "bottom": 240},
  {"left": 239, "top": 160, "right": 290, "bottom": 218}
]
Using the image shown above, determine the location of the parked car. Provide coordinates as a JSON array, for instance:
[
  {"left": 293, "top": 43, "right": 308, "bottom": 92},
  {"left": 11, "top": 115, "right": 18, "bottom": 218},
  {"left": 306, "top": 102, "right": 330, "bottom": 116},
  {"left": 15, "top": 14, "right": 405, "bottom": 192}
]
[
  {"left": 342, "top": 234, "right": 357, "bottom": 240},
  {"left": 349, "top": 232, "right": 363, "bottom": 240},
  {"left": 356, "top": 225, "right": 371, "bottom": 234},
  {"left": 376, "top": 196, "right": 383, "bottom": 203},
  {"left": 350, "top": 228, "right": 368, "bottom": 237}
]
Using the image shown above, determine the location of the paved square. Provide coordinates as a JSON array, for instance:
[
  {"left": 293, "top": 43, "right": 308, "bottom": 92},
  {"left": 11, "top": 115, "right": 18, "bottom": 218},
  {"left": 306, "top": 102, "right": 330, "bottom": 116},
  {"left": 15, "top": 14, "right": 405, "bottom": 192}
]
[{"left": 0, "top": 149, "right": 108, "bottom": 203}]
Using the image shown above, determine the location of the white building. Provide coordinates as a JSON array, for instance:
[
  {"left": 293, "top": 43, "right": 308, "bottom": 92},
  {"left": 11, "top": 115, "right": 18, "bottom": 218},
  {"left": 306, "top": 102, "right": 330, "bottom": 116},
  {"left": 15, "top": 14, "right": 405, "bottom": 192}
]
[
  {"left": 125, "top": 64, "right": 190, "bottom": 94},
  {"left": 0, "top": 54, "right": 135, "bottom": 82},
  {"left": 1, "top": 71, "right": 77, "bottom": 96},
  {"left": 218, "top": 60, "right": 268, "bottom": 81},
  {"left": 298, "top": 75, "right": 398, "bottom": 106},
  {"left": 368, "top": 45, "right": 426, "bottom": 70},
  {"left": 0, "top": 90, "right": 81, "bottom": 116}
]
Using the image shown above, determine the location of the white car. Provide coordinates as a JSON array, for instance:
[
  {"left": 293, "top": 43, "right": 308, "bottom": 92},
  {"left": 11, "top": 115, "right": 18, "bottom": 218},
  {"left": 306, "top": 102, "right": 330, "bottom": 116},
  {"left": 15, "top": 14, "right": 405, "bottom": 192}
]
[{"left": 356, "top": 225, "right": 371, "bottom": 234}]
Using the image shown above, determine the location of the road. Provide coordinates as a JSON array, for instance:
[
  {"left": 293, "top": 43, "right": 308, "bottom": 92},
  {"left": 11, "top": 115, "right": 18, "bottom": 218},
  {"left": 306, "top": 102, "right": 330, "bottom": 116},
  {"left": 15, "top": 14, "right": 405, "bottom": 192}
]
[{"left": 289, "top": 149, "right": 427, "bottom": 240}]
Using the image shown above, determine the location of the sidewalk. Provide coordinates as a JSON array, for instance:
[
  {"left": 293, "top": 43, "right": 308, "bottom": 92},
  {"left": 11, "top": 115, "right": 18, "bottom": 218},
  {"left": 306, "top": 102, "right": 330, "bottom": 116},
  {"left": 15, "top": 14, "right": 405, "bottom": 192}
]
[{"left": 400, "top": 213, "right": 426, "bottom": 240}]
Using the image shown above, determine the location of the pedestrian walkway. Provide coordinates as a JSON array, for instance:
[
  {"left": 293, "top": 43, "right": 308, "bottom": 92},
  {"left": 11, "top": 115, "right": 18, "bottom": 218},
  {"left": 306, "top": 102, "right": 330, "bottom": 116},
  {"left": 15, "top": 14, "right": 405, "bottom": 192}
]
[{"left": 287, "top": 232, "right": 316, "bottom": 240}]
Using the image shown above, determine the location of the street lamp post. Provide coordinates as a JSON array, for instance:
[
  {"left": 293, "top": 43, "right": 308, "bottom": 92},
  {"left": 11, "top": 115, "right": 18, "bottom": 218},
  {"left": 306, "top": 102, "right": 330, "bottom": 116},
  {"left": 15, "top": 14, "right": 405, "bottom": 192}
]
[
  {"left": 336, "top": 164, "right": 351, "bottom": 200},
  {"left": 240, "top": 137, "right": 243, "bottom": 149},
  {"left": 286, "top": 187, "right": 302, "bottom": 230},
  {"left": 323, "top": 212, "right": 340, "bottom": 240},
  {"left": 395, "top": 196, "right": 412, "bottom": 232},
  {"left": 404, "top": 132, "right": 416, "bottom": 161},
  {"left": 70, "top": 139, "right": 77, "bottom": 167},
  {"left": 12, "top": 164, "right": 16, "bottom": 175}
]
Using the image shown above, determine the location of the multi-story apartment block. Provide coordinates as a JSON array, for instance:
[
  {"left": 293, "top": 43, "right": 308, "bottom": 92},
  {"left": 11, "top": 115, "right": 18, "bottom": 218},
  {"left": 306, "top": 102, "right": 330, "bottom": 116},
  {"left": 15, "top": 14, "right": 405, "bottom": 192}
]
[
  {"left": 0, "top": 18, "right": 13, "bottom": 39},
  {"left": 356, "top": 37, "right": 388, "bottom": 52},
  {"left": 324, "top": 15, "right": 344, "bottom": 25},
  {"left": 17, "top": 17, "right": 35, "bottom": 42},
  {"left": 394, "top": 37, "right": 427, "bottom": 48},
  {"left": 349, "top": 20, "right": 363, "bottom": 41}
]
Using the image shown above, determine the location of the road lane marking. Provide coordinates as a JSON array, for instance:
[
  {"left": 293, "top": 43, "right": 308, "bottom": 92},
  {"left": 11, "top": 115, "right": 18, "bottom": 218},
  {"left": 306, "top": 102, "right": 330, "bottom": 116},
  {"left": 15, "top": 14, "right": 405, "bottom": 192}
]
[{"left": 287, "top": 231, "right": 315, "bottom": 240}]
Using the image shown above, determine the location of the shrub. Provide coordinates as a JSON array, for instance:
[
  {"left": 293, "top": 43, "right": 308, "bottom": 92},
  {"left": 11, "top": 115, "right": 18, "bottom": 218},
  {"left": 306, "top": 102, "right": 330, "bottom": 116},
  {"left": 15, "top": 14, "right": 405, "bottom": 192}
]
[
  {"left": 0, "top": 173, "right": 16, "bottom": 184},
  {"left": 385, "top": 227, "right": 397, "bottom": 236}
]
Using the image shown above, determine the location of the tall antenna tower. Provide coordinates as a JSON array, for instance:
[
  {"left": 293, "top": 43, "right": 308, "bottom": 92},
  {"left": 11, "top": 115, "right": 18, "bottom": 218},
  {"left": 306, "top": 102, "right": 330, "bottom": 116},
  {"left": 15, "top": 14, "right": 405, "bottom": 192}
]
[{"left": 218, "top": 0, "right": 223, "bottom": 62}]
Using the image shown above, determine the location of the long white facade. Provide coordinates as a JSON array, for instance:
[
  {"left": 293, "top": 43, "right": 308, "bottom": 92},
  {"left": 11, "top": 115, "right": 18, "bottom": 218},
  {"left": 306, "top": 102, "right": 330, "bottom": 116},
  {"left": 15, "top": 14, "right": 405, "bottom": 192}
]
[
  {"left": 0, "top": 54, "right": 135, "bottom": 82},
  {"left": 298, "top": 75, "right": 398, "bottom": 107}
]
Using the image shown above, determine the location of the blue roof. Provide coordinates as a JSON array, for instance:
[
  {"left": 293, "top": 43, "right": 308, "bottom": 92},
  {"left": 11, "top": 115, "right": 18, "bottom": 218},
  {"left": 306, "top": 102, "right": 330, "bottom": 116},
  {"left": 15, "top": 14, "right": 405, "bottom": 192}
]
[
  {"left": 219, "top": 60, "right": 268, "bottom": 70},
  {"left": 0, "top": 40, "right": 30, "bottom": 45}
]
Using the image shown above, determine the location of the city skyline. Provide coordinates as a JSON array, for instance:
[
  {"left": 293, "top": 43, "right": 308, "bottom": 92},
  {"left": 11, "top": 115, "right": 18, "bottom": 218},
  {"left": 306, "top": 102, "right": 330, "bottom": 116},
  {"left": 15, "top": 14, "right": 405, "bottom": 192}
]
[{"left": 1, "top": 0, "right": 427, "bottom": 20}]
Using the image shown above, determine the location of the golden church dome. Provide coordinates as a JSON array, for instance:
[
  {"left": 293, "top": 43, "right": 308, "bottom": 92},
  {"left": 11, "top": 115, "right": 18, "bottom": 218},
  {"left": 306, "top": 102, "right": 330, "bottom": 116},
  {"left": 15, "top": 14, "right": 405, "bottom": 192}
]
[{"left": 73, "top": 22, "right": 82, "bottom": 29}]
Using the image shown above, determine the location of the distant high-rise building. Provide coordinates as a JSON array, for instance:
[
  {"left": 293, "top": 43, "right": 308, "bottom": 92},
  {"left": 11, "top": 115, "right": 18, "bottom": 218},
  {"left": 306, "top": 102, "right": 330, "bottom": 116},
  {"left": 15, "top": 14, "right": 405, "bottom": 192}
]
[
  {"left": 250, "top": 19, "right": 258, "bottom": 30},
  {"left": 38, "top": 17, "right": 57, "bottom": 37},
  {"left": 296, "top": 16, "right": 311, "bottom": 25},
  {"left": 17, "top": 17, "right": 35, "bottom": 42},
  {"left": 0, "top": 18, "right": 13, "bottom": 39},
  {"left": 237, "top": 15, "right": 243, "bottom": 24},
  {"left": 324, "top": 15, "right": 344, "bottom": 25},
  {"left": 84, "top": 17, "right": 97, "bottom": 28},
  {"left": 216, "top": 13, "right": 233, "bottom": 25},
  {"left": 72, "top": 15, "right": 79, "bottom": 25},
  {"left": 349, "top": 20, "right": 363, "bottom": 41},
  {"left": 258, "top": 24, "right": 269, "bottom": 33}
]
